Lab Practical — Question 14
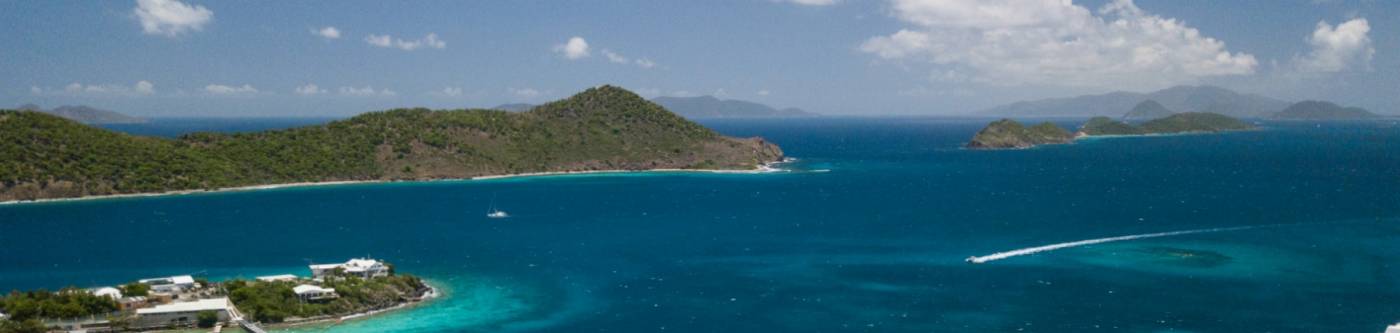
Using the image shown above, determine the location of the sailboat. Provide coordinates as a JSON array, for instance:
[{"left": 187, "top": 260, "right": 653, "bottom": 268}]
[{"left": 486, "top": 195, "right": 509, "bottom": 219}]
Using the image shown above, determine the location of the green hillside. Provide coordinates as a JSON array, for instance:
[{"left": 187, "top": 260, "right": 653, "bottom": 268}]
[
  {"left": 966, "top": 119, "right": 1074, "bottom": 149},
  {"left": 0, "top": 86, "right": 783, "bottom": 201}
]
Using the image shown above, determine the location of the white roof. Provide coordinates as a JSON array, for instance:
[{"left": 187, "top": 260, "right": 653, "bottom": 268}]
[
  {"left": 92, "top": 287, "right": 122, "bottom": 299},
  {"left": 139, "top": 275, "right": 195, "bottom": 285},
  {"left": 310, "top": 258, "right": 385, "bottom": 272},
  {"left": 292, "top": 285, "right": 335, "bottom": 294},
  {"left": 136, "top": 298, "right": 229, "bottom": 314},
  {"left": 256, "top": 274, "right": 298, "bottom": 282}
]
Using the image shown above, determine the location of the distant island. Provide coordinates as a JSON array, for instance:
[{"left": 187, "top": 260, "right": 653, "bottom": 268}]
[
  {"left": 16, "top": 104, "right": 146, "bottom": 124},
  {"left": 1272, "top": 100, "right": 1379, "bottom": 120},
  {"left": 0, "top": 86, "right": 784, "bottom": 202},
  {"left": 651, "top": 96, "right": 818, "bottom": 119},
  {"left": 969, "top": 112, "right": 1255, "bottom": 149},
  {"left": 981, "top": 85, "right": 1289, "bottom": 119}
]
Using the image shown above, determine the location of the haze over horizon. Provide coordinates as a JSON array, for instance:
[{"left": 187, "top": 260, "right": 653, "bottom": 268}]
[{"left": 3, "top": 0, "right": 1396, "bottom": 117}]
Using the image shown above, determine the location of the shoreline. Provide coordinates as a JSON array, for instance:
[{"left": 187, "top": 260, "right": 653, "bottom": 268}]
[
  {"left": 265, "top": 283, "right": 442, "bottom": 330},
  {"left": 0, "top": 160, "right": 792, "bottom": 206}
]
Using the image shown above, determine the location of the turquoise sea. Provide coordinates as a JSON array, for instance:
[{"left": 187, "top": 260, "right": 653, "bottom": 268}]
[{"left": 3, "top": 118, "right": 1400, "bottom": 332}]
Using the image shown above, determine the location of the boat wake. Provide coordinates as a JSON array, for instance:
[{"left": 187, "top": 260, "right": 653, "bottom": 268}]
[{"left": 965, "top": 225, "right": 1266, "bottom": 264}]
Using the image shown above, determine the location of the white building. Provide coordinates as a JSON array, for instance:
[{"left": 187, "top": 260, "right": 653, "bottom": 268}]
[
  {"left": 256, "top": 274, "right": 299, "bottom": 282},
  {"left": 138, "top": 275, "right": 197, "bottom": 293},
  {"left": 1386, "top": 323, "right": 1400, "bottom": 333},
  {"left": 292, "top": 284, "right": 339, "bottom": 301},
  {"left": 91, "top": 286, "right": 123, "bottom": 299},
  {"left": 135, "top": 297, "right": 230, "bottom": 328},
  {"left": 309, "top": 258, "right": 389, "bottom": 279}
]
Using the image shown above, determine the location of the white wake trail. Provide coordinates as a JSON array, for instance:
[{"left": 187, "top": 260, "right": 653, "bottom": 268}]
[{"left": 966, "top": 226, "right": 1261, "bottom": 264}]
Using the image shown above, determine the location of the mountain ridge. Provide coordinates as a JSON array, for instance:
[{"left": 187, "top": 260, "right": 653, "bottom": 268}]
[{"left": 981, "top": 85, "right": 1290, "bottom": 118}]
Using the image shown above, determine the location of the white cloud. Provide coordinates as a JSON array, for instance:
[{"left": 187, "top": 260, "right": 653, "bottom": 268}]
[
  {"left": 365, "top": 33, "right": 445, "bottom": 51},
  {"left": 634, "top": 58, "right": 656, "bottom": 69},
  {"left": 294, "top": 84, "right": 326, "bottom": 95},
  {"left": 757, "top": 90, "right": 771, "bottom": 96},
  {"left": 313, "top": 26, "right": 341, "bottom": 39},
  {"left": 133, "top": 0, "right": 213, "bottom": 37},
  {"left": 435, "top": 86, "right": 463, "bottom": 97},
  {"left": 555, "top": 37, "right": 590, "bottom": 59},
  {"left": 1293, "top": 18, "right": 1372, "bottom": 73},
  {"left": 35, "top": 81, "right": 156, "bottom": 96},
  {"left": 860, "top": 0, "right": 1257, "bottom": 90},
  {"left": 204, "top": 84, "right": 257, "bottom": 95},
  {"left": 603, "top": 49, "right": 628, "bottom": 63},
  {"left": 782, "top": 0, "right": 839, "bottom": 6},
  {"left": 339, "top": 86, "right": 396, "bottom": 97}
]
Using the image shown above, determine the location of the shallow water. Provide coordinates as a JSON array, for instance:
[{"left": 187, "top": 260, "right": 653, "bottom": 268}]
[{"left": 3, "top": 118, "right": 1400, "bottom": 332}]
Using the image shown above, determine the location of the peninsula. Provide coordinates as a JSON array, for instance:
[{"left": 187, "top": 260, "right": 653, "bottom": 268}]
[
  {"left": 968, "top": 112, "right": 1254, "bottom": 149},
  {"left": 0, "top": 85, "right": 784, "bottom": 202}
]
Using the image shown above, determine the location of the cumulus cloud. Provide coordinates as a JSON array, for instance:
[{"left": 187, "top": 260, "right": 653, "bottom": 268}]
[
  {"left": 339, "top": 86, "right": 396, "bottom": 97},
  {"left": 603, "top": 49, "right": 628, "bottom": 63},
  {"left": 33, "top": 81, "right": 156, "bottom": 96},
  {"left": 1293, "top": 18, "right": 1372, "bottom": 73},
  {"left": 555, "top": 37, "right": 590, "bottom": 59},
  {"left": 205, "top": 84, "right": 257, "bottom": 95},
  {"left": 313, "top": 26, "right": 341, "bottom": 39},
  {"left": 294, "top": 84, "right": 326, "bottom": 95},
  {"left": 634, "top": 58, "right": 657, "bottom": 69},
  {"left": 365, "top": 33, "right": 445, "bottom": 51},
  {"left": 598, "top": 49, "right": 657, "bottom": 69},
  {"left": 757, "top": 90, "right": 771, "bottom": 96},
  {"left": 860, "top": 0, "right": 1257, "bottom": 90},
  {"left": 133, "top": 0, "right": 213, "bottom": 37}
]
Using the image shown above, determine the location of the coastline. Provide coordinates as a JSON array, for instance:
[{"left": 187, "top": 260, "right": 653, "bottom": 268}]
[
  {"left": 0, "top": 160, "right": 792, "bottom": 206},
  {"left": 266, "top": 282, "right": 442, "bottom": 330}
]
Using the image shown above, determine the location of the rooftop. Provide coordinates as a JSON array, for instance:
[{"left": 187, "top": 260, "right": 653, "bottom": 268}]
[
  {"left": 135, "top": 298, "right": 229, "bottom": 315},
  {"left": 256, "top": 274, "right": 298, "bottom": 282},
  {"left": 139, "top": 275, "right": 195, "bottom": 285}
]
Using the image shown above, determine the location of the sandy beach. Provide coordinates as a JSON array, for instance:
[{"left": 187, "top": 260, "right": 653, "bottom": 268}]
[{"left": 0, "top": 160, "right": 792, "bottom": 206}]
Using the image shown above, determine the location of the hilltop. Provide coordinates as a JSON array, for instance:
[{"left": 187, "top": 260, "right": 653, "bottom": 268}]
[
  {"left": 0, "top": 86, "right": 784, "bottom": 202},
  {"left": 1273, "top": 101, "right": 1379, "bottom": 120},
  {"left": 966, "top": 119, "right": 1074, "bottom": 149},
  {"left": 981, "top": 85, "right": 1290, "bottom": 118},
  {"left": 651, "top": 96, "right": 818, "bottom": 119},
  {"left": 17, "top": 104, "right": 146, "bottom": 124}
]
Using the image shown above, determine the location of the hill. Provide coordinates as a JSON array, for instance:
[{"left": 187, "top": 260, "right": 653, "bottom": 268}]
[
  {"left": 1272, "top": 101, "right": 1379, "bottom": 120},
  {"left": 0, "top": 86, "right": 784, "bottom": 201},
  {"left": 17, "top": 104, "right": 146, "bottom": 124},
  {"left": 490, "top": 103, "right": 536, "bottom": 112},
  {"left": 1078, "top": 117, "right": 1145, "bottom": 136},
  {"left": 651, "top": 96, "right": 818, "bottom": 119},
  {"left": 1139, "top": 112, "right": 1255, "bottom": 133},
  {"left": 966, "top": 119, "right": 1074, "bottom": 149},
  {"left": 1122, "top": 100, "right": 1175, "bottom": 122},
  {"left": 981, "top": 85, "right": 1290, "bottom": 118}
]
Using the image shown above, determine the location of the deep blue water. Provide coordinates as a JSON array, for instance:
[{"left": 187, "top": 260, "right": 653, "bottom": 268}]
[{"left": 3, "top": 118, "right": 1400, "bottom": 332}]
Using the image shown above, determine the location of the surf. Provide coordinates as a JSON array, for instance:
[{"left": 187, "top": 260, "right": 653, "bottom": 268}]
[{"left": 966, "top": 225, "right": 1264, "bottom": 264}]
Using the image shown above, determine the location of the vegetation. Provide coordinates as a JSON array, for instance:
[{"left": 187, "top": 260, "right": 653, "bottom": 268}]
[
  {"left": 224, "top": 275, "right": 427, "bottom": 323},
  {"left": 1121, "top": 100, "right": 1175, "bottom": 122},
  {"left": 0, "top": 288, "right": 118, "bottom": 321},
  {"left": 1272, "top": 100, "right": 1379, "bottom": 120},
  {"left": 196, "top": 310, "right": 219, "bottom": 328},
  {"left": 0, "top": 85, "right": 783, "bottom": 201},
  {"left": 119, "top": 282, "right": 149, "bottom": 297},
  {"left": 0, "top": 319, "right": 46, "bottom": 333},
  {"left": 966, "top": 119, "right": 1074, "bottom": 149},
  {"left": 1078, "top": 117, "right": 1145, "bottom": 135},
  {"left": 1139, "top": 112, "right": 1254, "bottom": 133}
]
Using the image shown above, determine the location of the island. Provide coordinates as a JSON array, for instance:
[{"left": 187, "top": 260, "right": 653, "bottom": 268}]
[
  {"left": 1272, "top": 100, "right": 1379, "bottom": 120},
  {"left": 1121, "top": 100, "right": 1175, "bottom": 122},
  {"left": 651, "top": 95, "right": 818, "bottom": 119},
  {"left": 965, "top": 119, "right": 1074, "bottom": 149},
  {"left": 0, "top": 258, "right": 433, "bottom": 332},
  {"left": 969, "top": 112, "right": 1255, "bottom": 149},
  {"left": 15, "top": 104, "right": 146, "bottom": 125},
  {"left": 0, "top": 85, "right": 785, "bottom": 202}
]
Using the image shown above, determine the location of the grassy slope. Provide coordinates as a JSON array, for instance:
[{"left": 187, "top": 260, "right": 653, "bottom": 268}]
[{"left": 0, "top": 86, "right": 783, "bottom": 201}]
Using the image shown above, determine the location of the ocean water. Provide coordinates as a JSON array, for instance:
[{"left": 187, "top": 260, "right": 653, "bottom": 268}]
[{"left": 3, "top": 118, "right": 1400, "bottom": 332}]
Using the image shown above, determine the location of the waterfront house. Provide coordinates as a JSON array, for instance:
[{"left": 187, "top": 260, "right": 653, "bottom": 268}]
[
  {"left": 309, "top": 258, "right": 390, "bottom": 279},
  {"left": 256, "top": 274, "right": 299, "bottom": 282},
  {"left": 91, "top": 286, "right": 123, "bottom": 299},
  {"left": 135, "top": 297, "right": 230, "bottom": 328},
  {"left": 138, "top": 275, "right": 197, "bottom": 293},
  {"left": 292, "top": 284, "right": 339, "bottom": 301}
]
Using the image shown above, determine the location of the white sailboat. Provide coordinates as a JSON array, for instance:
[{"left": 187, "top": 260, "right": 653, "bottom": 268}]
[{"left": 486, "top": 195, "right": 509, "bottom": 219}]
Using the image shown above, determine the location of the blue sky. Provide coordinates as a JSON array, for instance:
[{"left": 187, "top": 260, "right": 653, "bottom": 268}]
[{"left": 1, "top": 0, "right": 1394, "bottom": 117}]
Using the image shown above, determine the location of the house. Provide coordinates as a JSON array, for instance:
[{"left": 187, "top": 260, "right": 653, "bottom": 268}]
[
  {"left": 256, "top": 274, "right": 299, "bottom": 282},
  {"left": 91, "top": 286, "right": 123, "bottom": 299},
  {"left": 135, "top": 298, "right": 230, "bottom": 328},
  {"left": 117, "top": 296, "right": 149, "bottom": 311},
  {"left": 309, "top": 258, "right": 389, "bottom": 279},
  {"left": 138, "top": 275, "right": 197, "bottom": 293},
  {"left": 292, "top": 284, "right": 339, "bottom": 301}
]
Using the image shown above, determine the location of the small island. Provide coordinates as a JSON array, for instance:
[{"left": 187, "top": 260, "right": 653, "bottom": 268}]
[
  {"left": 0, "top": 258, "right": 433, "bottom": 333},
  {"left": 1272, "top": 100, "right": 1379, "bottom": 120},
  {"left": 968, "top": 112, "right": 1255, "bottom": 149},
  {"left": 0, "top": 85, "right": 785, "bottom": 202}
]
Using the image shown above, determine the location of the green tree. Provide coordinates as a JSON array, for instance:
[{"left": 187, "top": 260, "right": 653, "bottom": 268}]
[{"left": 196, "top": 310, "right": 219, "bottom": 328}]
